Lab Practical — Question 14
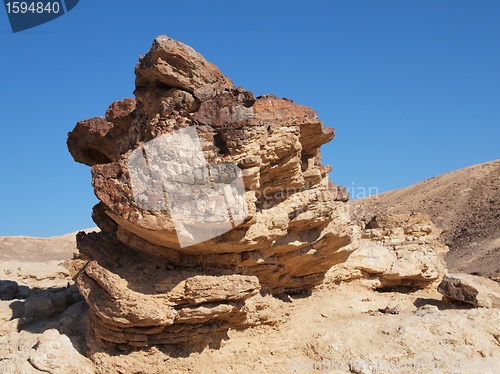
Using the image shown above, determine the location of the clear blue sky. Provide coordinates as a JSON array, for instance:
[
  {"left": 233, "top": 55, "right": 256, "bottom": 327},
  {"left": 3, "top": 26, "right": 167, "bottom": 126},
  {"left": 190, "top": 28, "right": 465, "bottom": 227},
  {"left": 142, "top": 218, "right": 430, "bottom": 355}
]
[{"left": 1, "top": 1, "right": 499, "bottom": 237}]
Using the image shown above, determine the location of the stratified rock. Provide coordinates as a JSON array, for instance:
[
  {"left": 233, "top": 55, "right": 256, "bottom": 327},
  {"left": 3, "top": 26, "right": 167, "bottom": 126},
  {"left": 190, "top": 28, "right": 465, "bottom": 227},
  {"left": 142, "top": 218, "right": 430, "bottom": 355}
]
[
  {"left": 329, "top": 213, "right": 448, "bottom": 289},
  {"left": 75, "top": 260, "right": 259, "bottom": 347},
  {"left": 67, "top": 35, "right": 353, "bottom": 349},
  {"left": 438, "top": 273, "right": 500, "bottom": 308}
]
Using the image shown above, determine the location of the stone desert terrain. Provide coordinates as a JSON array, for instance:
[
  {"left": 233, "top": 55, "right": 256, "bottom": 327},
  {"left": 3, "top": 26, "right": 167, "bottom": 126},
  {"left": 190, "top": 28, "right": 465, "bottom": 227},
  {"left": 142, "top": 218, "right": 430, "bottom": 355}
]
[
  {"left": 1, "top": 36, "right": 499, "bottom": 373},
  {"left": 1, "top": 164, "right": 499, "bottom": 374}
]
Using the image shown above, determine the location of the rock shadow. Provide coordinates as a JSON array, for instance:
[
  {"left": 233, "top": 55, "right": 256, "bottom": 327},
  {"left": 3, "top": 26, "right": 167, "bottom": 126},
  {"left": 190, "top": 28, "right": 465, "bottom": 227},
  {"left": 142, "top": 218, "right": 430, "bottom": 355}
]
[
  {"left": 413, "top": 297, "right": 474, "bottom": 310},
  {"left": 90, "top": 328, "right": 231, "bottom": 359},
  {"left": 2, "top": 279, "right": 89, "bottom": 356}
]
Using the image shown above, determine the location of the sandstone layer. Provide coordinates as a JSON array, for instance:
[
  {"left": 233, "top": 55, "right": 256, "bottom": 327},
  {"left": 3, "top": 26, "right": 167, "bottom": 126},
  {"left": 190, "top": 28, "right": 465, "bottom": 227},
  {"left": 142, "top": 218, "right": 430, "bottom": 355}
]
[
  {"left": 329, "top": 213, "right": 448, "bottom": 289},
  {"left": 67, "top": 36, "right": 353, "bottom": 348}
]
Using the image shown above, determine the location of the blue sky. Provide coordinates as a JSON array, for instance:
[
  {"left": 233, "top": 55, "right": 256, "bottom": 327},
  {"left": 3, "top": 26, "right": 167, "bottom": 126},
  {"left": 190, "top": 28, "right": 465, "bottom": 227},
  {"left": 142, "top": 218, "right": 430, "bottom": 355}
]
[{"left": 0, "top": 0, "right": 499, "bottom": 237}]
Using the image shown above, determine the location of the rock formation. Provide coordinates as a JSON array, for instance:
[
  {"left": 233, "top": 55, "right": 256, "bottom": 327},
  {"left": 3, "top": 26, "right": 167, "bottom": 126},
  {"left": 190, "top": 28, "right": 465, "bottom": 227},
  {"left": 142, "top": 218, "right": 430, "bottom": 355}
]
[
  {"left": 329, "top": 213, "right": 448, "bottom": 289},
  {"left": 67, "top": 36, "right": 354, "bottom": 349}
]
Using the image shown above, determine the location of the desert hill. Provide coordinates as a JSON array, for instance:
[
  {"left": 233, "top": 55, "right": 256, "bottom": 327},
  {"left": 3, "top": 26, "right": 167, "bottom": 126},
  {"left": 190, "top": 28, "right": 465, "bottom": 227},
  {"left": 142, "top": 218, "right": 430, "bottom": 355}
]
[
  {"left": 351, "top": 160, "right": 500, "bottom": 280},
  {"left": 0, "top": 233, "right": 77, "bottom": 263}
]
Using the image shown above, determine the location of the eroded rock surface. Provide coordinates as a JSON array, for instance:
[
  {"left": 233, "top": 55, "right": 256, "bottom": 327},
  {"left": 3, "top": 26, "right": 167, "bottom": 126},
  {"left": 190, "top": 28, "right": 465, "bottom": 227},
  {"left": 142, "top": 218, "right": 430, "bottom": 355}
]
[
  {"left": 329, "top": 213, "right": 448, "bottom": 289},
  {"left": 67, "top": 35, "right": 353, "bottom": 349}
]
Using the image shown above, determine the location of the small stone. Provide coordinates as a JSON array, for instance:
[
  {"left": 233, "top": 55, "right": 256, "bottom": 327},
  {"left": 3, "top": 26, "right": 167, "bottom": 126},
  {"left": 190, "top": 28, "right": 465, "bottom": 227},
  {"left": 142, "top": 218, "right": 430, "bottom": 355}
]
[
  {"left": 23, "top": 296, "right": 56, "bottom": 319},
  {"left": 28, "top": 329, "right": 94, "bottom": 373},
  {"left": 438, "top": 273, "right": 500, "bottom": 308},
  {"left": 0, "top": 280, "right": 19, "bottom": 300}
]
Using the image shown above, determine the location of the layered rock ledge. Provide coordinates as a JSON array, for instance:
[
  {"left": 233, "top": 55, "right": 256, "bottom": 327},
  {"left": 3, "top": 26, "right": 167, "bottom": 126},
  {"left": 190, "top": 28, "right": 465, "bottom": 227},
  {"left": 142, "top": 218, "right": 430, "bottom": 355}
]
[
  {"left": 68, "top": 36, "right": 354, "bottom": 349},
  {"left": 329, "top": 213, "right": 448, "bottom": 289}
]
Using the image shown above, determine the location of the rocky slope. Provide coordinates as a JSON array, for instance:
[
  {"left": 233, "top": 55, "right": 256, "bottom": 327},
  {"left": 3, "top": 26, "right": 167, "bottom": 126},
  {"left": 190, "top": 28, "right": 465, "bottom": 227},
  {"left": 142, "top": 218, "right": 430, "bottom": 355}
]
[{"left": 351, "top": 160, "right": 500, "bottom": 280}]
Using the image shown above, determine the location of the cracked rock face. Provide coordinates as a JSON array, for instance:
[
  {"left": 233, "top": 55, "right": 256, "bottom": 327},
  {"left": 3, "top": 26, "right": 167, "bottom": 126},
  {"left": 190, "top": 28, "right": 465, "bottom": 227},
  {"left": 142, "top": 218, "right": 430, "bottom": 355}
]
[{"left": 67, "top": 35, "right": 353, "bottom": 349}]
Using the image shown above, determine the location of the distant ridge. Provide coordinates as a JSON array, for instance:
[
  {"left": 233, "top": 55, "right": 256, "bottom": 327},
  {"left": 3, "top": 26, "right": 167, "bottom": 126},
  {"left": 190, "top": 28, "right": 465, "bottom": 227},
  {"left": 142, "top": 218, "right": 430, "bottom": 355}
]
[{"left": 0, "top": 228, "right": 98, "bottom": 262}]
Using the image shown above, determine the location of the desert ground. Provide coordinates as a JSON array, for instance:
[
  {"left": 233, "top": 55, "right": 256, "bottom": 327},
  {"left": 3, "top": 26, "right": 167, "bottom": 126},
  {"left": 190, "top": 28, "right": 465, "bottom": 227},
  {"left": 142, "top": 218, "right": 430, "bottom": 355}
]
[{"left": 1, "top": 161, "right": 499, "bottom": 374}]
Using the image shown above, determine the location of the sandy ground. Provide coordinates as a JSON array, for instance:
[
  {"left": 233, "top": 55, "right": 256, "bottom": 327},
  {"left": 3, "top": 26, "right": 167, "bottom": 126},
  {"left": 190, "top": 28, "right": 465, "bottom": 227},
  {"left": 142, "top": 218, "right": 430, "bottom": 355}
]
[
  {"left": 1, "top": 232, "right": 499, "bottom": 374},
  {"left": 89, "top": 280, "right": 500, "bottom": 374}
]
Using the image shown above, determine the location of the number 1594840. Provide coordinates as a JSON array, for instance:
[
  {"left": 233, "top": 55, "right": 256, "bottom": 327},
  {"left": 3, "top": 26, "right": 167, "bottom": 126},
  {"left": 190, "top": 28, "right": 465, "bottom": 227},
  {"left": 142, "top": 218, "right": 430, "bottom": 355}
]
[{"left": 5, "top": 2, "right": 60, "bottom": 14}]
